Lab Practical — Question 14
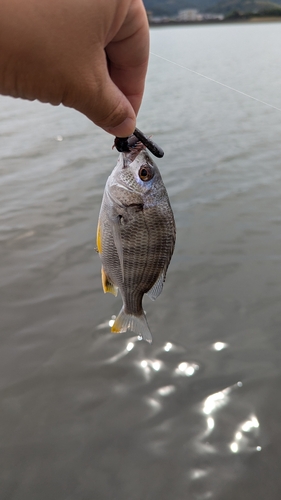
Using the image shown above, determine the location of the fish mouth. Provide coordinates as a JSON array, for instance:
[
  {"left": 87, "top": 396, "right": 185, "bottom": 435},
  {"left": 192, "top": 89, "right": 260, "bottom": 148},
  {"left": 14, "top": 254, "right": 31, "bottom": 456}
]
[
  {"left": 114, "top": 134, "right": 140, "bottom": 152},
  {"left": 115, "top": 134, "right": 145, "bottom": 163}
]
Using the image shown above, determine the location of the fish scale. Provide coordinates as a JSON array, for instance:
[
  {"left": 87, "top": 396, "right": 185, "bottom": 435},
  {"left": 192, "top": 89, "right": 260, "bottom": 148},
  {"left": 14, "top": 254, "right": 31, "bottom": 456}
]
[{"left": 96, "top": 138, "right": 176, "bottom": 343}]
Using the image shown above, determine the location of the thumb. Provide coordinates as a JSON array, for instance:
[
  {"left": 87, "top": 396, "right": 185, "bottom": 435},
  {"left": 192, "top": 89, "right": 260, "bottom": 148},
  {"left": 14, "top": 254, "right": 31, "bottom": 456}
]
[{"left": 67, "top": 58, "right": 136, "bottom": 137}]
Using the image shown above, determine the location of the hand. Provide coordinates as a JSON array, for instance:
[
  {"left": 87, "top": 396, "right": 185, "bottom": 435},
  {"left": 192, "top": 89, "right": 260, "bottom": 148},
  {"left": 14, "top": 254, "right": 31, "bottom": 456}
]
[{"left": 0, "top": 0, "right": 149, "bottom": 136}]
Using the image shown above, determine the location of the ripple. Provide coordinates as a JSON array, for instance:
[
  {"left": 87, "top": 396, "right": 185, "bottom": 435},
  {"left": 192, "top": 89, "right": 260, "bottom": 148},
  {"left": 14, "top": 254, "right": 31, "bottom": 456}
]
[
  {"left": 175, "top": 361, "right": 200, "bottom": 377},
  {"left": 202, "top": 386, "right": 232, "bottom": 416},
  {"left": 229, "top": 414, "right": 261, "bottom": 454},
  {"left": 156, "top": 385, "right": 176, "bottom": 397},
  {"left": 211, "top": 341, "right": 228, "bottom": 351},
  {"left": 89, "top": 333, "right": 141, "bottom": 365}
]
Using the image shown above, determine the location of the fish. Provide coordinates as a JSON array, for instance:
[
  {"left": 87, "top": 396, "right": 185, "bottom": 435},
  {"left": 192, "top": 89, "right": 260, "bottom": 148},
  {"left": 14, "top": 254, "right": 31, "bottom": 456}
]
[{"left": 96, "top": 134, "right": 176, "bottom": 343}]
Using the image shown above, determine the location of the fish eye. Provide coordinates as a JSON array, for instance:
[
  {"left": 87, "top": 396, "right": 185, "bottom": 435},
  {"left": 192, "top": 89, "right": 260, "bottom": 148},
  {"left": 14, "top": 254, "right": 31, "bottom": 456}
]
[{"left": 138, "top": 165, "right": 154, "bottom": 182}]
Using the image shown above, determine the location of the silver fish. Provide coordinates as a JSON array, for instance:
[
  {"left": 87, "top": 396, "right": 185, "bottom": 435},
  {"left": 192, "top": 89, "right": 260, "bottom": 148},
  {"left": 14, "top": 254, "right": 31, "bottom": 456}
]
[{"left": 96, "top": 138, "right": 176, "bottom": 343}]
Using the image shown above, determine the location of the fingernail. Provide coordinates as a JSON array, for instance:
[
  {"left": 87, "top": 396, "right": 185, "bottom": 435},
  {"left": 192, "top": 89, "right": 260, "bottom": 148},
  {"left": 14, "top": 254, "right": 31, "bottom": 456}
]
[{"left": 104, "top": 117, "right": 135, "bottom": 137}]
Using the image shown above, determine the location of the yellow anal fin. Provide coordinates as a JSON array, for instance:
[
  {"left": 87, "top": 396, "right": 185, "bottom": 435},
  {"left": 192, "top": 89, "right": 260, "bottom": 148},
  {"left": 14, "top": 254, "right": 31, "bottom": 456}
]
[
  {"left": 111, "top": 313, "right": 123, "bottom": 333},
  {"left": 101, "top": 266, "right": 118, "bottom": 296},
  {"left": 96, "top": 220, "right": 102, "bottom": 254}
]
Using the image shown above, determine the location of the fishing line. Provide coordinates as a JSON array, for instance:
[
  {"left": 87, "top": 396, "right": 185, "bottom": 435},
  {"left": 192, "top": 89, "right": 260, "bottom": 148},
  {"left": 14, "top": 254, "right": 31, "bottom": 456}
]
[{"left": 150, "top": 52, "right": 281, "bottom": 113}]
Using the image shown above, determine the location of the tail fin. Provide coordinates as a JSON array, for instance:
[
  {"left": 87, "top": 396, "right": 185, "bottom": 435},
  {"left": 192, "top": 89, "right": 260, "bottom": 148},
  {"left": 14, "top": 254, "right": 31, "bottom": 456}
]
[{"left": 111, "top": 307, "right": 152, "bottom": 344}]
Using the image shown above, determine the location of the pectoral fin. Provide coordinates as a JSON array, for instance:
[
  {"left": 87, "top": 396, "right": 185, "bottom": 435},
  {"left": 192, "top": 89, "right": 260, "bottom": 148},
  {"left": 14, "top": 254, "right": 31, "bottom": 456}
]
[
  {"left": 146, "top": 272, "right": 165, "bottom": 301},
  {"left": 101, "top": 266, "right": 118, "bottom": 296}
]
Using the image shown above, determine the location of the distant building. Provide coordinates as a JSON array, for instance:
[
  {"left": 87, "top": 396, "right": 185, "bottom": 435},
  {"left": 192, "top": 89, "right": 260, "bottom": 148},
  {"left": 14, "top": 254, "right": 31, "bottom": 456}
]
[
  {"left": 201, "top": 13, "right": 224, "bottom": 21},
  {"left": 149, "top": 15, "right": 173, "bottom": 23},
  {"left": 147, "top": 8, "right": 224, "bottom": 25},
  {"left": 178, "top": 9, "right": 202, "bottom": 21}
]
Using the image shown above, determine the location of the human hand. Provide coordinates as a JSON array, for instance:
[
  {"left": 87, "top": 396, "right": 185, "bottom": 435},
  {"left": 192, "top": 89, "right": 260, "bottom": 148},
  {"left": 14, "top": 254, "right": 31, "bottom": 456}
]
[{"left": 0, "top": 0, "right": 149, "bottom": 136}]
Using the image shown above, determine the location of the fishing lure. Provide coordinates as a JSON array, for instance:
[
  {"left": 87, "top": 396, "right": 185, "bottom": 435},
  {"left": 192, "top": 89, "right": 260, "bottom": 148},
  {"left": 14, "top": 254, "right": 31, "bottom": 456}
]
[{"left": 114, "top": 128, "right": 164, "bottom": 158}]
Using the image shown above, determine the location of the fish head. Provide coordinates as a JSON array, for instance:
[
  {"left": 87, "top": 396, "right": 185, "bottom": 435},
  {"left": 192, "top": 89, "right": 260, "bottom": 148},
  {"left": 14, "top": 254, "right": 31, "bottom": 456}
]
[{"left": 108, "top": 141, "right": 167, "bottom": 205}]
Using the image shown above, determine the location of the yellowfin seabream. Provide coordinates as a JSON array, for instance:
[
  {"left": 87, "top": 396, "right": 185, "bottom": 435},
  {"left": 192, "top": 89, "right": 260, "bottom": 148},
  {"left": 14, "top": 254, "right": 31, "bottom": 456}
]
[{"left": 96, "top": 133, "right": 176, "bottom": 343}]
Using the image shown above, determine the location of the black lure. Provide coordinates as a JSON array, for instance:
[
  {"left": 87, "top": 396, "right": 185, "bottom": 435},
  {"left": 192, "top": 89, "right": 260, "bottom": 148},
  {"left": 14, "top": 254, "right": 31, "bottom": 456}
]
[{"left": 114, "top": 127, "right": 164, "bottom": 159}]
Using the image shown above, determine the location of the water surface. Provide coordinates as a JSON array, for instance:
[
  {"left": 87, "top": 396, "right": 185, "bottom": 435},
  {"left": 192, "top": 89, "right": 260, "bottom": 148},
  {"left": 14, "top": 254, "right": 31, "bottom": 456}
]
[{"left": 1, "top": 22, "right": 281, "bottom": 500}]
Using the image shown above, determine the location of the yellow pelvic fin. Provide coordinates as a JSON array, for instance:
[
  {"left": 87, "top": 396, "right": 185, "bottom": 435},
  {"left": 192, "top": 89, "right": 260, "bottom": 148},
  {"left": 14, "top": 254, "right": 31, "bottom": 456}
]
[
  {"left": 101, "top": 267, "right": 118, "bottom": 296},
  {"left": 96, "top": 220, "right": 102, "bottom": 254}
]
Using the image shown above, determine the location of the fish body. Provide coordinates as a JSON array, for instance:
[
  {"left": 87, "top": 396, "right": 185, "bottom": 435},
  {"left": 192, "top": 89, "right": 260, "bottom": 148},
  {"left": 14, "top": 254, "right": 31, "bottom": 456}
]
[{"left": 96, "top": 140, "right": 176, "bottom": 343}]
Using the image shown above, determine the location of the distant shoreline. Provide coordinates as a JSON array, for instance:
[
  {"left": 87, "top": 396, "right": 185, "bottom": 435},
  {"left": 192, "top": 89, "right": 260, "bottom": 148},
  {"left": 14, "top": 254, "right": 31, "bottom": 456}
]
[{"left": 149, "top": 17, "right": 281, "bottom": 27}]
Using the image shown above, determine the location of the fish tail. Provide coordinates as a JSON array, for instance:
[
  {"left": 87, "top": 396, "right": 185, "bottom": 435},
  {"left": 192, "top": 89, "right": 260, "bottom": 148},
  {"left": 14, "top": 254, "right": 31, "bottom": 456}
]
[{"left": 111, "top": 307, "right": 152, "bottom": 344}]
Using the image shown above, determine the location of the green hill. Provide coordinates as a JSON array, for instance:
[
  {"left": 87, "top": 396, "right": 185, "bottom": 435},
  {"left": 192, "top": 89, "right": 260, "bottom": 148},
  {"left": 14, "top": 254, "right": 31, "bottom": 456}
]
[
  {"left": 209, "top": 0, "right": 281, "bottom": 14},
  {"left": 143, "top": 0, "right": 281, "bottom": 15},
  {"left": 143, "top": 0, "right": 218, "bottom": 16}
]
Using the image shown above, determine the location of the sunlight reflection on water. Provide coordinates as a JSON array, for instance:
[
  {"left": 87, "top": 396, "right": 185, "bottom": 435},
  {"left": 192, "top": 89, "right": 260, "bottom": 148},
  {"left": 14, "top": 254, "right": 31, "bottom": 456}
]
[{"left": 94, "top": 315, "right": 263, "bottom": 470}]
